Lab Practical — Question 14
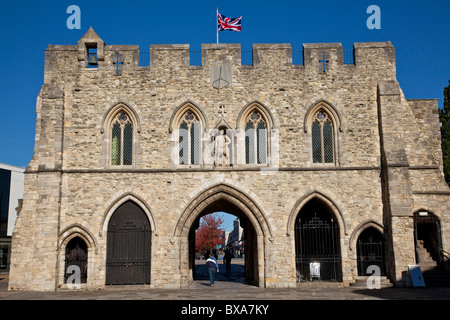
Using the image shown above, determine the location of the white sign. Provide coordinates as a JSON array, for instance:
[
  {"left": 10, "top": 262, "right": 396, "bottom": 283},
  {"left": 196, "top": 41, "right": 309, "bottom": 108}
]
[{"left": 310, "top": 262, "right": 320, "bottom": 279}]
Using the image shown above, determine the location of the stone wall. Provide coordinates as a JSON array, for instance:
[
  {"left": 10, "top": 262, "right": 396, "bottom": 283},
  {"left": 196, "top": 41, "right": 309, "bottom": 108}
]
[{"left": 8, "top": 28, "right": 450, "bottom": 291}]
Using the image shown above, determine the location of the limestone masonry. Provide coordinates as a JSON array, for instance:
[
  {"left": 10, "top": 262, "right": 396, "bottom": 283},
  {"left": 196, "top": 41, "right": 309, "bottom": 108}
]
[{"left": 8, "top": 27, "right": 450, "bottom": 291}]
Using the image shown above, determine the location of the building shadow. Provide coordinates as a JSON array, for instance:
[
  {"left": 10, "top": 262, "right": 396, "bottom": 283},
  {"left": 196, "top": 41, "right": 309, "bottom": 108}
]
[
  {"left": 351, "top": 263, "right": 450, "bottom": 300},
  {"left": 194, "top": 258, "right": 251, "bottom": 285}
]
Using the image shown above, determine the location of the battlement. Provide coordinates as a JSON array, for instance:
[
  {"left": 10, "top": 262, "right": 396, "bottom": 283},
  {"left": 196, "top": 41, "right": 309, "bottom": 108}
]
[{"left": 43, "top": 27, "right": 396, "bottom": 78}]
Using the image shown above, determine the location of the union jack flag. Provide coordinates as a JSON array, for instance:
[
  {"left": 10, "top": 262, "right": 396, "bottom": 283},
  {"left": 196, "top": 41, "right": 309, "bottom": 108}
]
[{"left": 217, "top": 12, "right": 242, "bottom": 32}]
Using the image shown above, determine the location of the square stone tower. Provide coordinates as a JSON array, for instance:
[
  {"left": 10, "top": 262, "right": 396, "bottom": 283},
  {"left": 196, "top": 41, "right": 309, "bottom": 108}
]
[{"left": 8, "top": 28, "right": 450, "bottom": 291}]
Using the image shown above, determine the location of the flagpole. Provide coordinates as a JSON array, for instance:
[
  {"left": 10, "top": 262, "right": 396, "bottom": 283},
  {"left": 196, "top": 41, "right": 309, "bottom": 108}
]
[{"left": 216, "top": 8, "right": 219, "bottom": 44}]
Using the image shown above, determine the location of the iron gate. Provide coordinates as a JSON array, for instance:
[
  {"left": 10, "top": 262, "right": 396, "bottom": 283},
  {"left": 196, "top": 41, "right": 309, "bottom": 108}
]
[
  {"left": 356, "top": 237, "right": 386, "bottom": 276},
  {"left": 295, "top": 214, "right": 342, "bottom": 281},
  {"left": 106, "top": 201, "right": 151, "bottom": 285},
  {"left": 64, "top": 237, "right": 88, "bottom": 284}
]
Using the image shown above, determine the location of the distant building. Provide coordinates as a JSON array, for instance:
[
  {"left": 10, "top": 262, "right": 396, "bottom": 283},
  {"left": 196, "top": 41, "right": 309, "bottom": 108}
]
[
  {"left": 223, "top": 230, "right": 231, "bottom": 247},
  {"left": 226, "top": 218, "right": 244, "bottom": 247},
  {"left": 0, "top": 163, "right": 24, "bottom": 270}
]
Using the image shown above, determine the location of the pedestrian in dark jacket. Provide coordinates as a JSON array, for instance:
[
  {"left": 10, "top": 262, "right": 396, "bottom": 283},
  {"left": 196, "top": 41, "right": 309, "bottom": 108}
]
[{"left": 224, "top": 250, "right": 232, "bottom": 273}]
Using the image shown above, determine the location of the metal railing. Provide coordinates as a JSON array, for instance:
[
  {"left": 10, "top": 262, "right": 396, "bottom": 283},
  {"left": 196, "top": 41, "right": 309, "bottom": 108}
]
[
  {"left": 441, "top": 249, "right": 450, "bottom": 261},
  {"left": 190, "top": 51, "right": 202, "bottom": 66},
  {"left": 138, "top": 49, "right": 354, "bottom": 67},
  {"left": 292, "top": 50, "right": 304, "bottom": 65},
  {"left": 139, "top": 52, "right": 150, "bottom": 66},
  {"left": 343, "top": 50, "right": 354, "bottom": 64},
  {"left": 241, "top": 51, "right": 253, "bottom": 66}
]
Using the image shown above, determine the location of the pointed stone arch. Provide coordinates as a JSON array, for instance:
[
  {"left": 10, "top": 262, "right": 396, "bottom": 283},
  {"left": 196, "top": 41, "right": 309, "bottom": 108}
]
[
  {"left": 100, "top": 101, "right": 141, "bottom": 167},
  {"left": 59, "top": 224, "right": 98, "bottom": 252},
  {"left": 57, "top": 224, "right": 97, "bottom": 289},
  {"left": 291, "top": 193, "right": 344, "bottom": 281},
  {"left": 349, "top": 220, "right": 385, "bottom": 251},
  {"left": 168, "top": 100, "right": 208, "bottom": 133},
  {"left": 101, "top": 101, "right": 141, "bottom": 134},
  {"left": 286, "top": 191, "right": 347, "bottom": 237},
  {"left": 169, "top": 100, "right": 207, "bottom": 166},
  {"left": 350, "top": 222, "right": 387, "bottom": 276},
  {"left": 303, "top": 100, "right": 343, "bottom": 165},
  {"left": 100, "top": 192, "right": 157, "bottom": 236},
  {"left": 173, "top": 183, "right": 273, "bottom": 288},
  {"left": 236, "top": 101, "right": 278, "bottom": 166},
  {"left": 173, "top": 183, "right": 272, "bottom": 239},
  {"left": 236, "top": 101, "right": 277, "bottom": 130},
  {"left": 105, "top": 200, "right": 152, "bottom": 285},
  {"left": 303, "top": 99, "right": 343, "bottom": 133}
]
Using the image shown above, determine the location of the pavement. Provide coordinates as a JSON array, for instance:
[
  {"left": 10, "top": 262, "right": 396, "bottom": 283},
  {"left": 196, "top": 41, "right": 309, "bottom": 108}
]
[{"left": 0, "top": 259, "right": 449, "bottom": 301}]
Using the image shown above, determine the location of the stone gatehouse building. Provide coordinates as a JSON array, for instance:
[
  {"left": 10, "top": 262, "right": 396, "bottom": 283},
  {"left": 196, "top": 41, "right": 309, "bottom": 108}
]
[{"left": 8, "top": 27, "right": 450, "bottom": 291}]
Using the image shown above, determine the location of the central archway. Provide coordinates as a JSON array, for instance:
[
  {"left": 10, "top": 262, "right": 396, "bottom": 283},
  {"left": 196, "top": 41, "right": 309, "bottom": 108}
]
[
  {"left": 173, "top": 184, "right": 272, "bottom": 288},
  {"left": 190, "top": 205, "right": 257, "bottom": 285}
]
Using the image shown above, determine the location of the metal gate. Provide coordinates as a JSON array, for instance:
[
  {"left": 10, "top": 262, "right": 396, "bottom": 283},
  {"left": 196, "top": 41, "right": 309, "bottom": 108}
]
[
  {"left": 295, "top": 214, "right": 342, "bottom": 281},
  {"left": 106, "top": 201, "right": 151, "bottom": 285},
  {"left": 357, "top": 237, "right": 386, "bottom": 276},
  {"left": 65, "top": 237, "right": 88, "bottom": 284}
]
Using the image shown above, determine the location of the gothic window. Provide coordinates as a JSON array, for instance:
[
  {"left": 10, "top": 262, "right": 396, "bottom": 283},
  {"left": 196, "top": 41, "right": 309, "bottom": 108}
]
[
  {"left": 312, "top": 110, "right": 334, "bottom": 164},
  {"left": 111, "top": 111, "right": 133, "bottom": 166},
  {"left": 179, "top": 111, "right": 200, "bottom": 165},
  {"left": 245, "top": 111, "right": 267, "bottom": 164}
]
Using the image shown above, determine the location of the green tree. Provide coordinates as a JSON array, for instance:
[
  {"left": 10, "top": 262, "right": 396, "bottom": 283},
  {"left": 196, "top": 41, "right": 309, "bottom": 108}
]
[{"left": 439, "top": 80, "right": 450, "bottom": 186}]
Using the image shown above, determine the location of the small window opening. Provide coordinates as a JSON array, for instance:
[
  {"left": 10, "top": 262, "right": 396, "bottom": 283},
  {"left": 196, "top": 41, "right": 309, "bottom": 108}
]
[{"left": 87, "top": 45, "right": 98, "bottom": 69}]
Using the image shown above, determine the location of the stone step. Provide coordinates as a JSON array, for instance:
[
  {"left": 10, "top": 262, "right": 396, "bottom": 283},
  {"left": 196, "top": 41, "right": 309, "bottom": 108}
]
[
  {"left": 422, "top": 268, "right": 450, "bottom": 287},
  {"left": 350, "top": 276, "right": 393, "bottom": 288},
  {"left": 416, "top": 241, "right": 439, "bottom": 266},
  {"left": 420, "top": 262, "right": 438, "bottom": 272}
]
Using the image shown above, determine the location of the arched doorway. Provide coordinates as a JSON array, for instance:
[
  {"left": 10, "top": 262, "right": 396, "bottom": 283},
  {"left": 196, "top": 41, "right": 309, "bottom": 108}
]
[
  {"left": 64, "top": 237, "right": 88, "bottom": 284},
  {"left": 356, "top": 227, "right": 386, "bottom": 276},
  {"left": 174, "top": 184, "right": 271, "bottom": 288},
  {"left": 106, "top": 201, "right": 151, "bottom": 285},
  {"left": 414, "top": 211, "right": 443, "bottom": 268},
  {"left": 294, "top": 198, "right": 342, "bottom": 282},
  {"left": 189, "top": 202, "right": 259, "bottom": 285}
]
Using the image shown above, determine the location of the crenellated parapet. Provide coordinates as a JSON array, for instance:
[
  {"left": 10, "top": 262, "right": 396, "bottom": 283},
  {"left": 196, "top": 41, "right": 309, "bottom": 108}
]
[{"left": 43, "top": 27, "right": 396, "bottom": 80}]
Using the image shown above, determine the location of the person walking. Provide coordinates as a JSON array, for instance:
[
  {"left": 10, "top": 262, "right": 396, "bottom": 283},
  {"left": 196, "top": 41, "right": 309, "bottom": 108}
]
[
  {"left": 224, "top": 249, "right": 232, "bottom": 274},
  {"left": 206, "top": 254, "right": 219, "bottom": 287}
]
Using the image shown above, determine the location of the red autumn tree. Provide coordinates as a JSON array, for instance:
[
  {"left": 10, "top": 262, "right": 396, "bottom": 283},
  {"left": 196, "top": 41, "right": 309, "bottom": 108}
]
[{"left": 195, "top": 213, "right": 224, "bottom": 255}]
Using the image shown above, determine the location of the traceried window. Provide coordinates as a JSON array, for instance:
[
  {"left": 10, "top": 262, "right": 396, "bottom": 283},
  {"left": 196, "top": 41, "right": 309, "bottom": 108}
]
[
  {"left": 312, "top": 110, "right": 334, "bottom": 164},
  {"left": 179, "top": 111, "right": 200, "bottom": 165},
  {"left": 245, "top": 111, "right": 267, "bottom": 164},
  {"left": 111, "top": 112, "right": 133, "bottom": 166}
]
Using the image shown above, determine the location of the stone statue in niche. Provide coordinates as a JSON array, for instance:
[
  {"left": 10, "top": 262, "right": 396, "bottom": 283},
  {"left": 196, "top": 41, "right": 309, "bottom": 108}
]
[{"left": 214, "top": 129, "right": 231, "bottom": 166}]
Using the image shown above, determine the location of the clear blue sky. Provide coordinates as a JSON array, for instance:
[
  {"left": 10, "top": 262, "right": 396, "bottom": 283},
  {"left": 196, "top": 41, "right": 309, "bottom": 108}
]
[{"left": 0, "top": 0, "right": 449, "bottom": 172}]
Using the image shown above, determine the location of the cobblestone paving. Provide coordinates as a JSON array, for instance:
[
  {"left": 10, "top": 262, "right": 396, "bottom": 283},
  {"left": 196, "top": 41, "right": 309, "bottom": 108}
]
[{"left": 1, "top": 262, "right": 450, "bottom": 301}]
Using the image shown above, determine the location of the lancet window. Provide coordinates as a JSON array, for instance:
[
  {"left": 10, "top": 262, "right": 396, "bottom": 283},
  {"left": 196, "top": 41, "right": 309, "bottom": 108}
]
[
  {"left": 179, "top": 111, "right": 201, "bottom": 165},
  {"left": 245, "top": 111, "right": 267, "bottom": 165},
  {"left": 311, "top": 110, "right": 334, "bottom": 164},
  {"left": 111, "top": 111, "right": 133, "bottom": 166}
]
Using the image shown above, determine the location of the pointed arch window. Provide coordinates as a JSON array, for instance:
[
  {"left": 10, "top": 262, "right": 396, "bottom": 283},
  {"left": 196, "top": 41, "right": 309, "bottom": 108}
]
[
  {"left": 245, "top": 111, "right": 267, "bottom": 164},
  {"left": 111, "top": 111, "right": 133, "bottom": 166},
  {"left": 179, "top": 111, "right": 200, "bottom": 165},
  {"left": 312, "top": 110, "right": 334, "bottom": 164}
]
